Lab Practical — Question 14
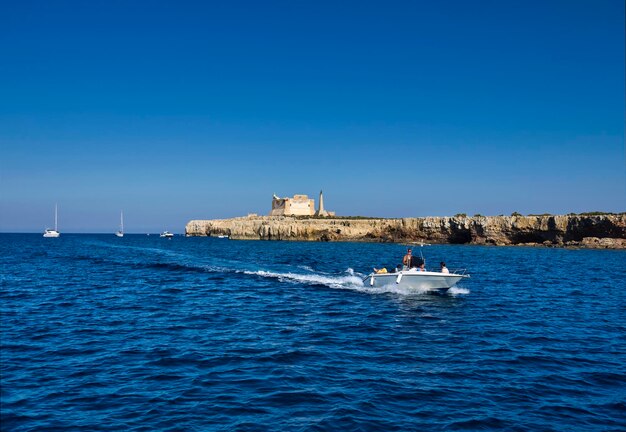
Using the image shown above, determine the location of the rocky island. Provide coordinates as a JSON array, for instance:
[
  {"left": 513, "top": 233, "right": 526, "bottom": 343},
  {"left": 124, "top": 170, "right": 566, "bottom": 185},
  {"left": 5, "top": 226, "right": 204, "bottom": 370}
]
[{"left": 186, "top": 213, "right": 626, "bottom": 249}]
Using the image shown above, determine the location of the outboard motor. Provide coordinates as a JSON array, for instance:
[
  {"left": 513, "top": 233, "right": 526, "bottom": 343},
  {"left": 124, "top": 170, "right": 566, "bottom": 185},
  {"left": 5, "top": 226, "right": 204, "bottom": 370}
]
[{"left": 410, "top": 256, "right": 424, "bottom": 268}]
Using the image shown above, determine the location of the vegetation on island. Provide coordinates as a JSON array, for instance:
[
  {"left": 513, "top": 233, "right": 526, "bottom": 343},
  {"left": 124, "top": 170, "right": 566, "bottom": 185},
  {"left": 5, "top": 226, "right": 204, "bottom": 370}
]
[
  {"left": 279, "top": 211, "right": 624, "bottom": 221},
  {"left": 292, "top": 215, "right": 386, "bottom": 220},
  {"left": 576, "top": 211, "right": 624, "bottom": 216}
]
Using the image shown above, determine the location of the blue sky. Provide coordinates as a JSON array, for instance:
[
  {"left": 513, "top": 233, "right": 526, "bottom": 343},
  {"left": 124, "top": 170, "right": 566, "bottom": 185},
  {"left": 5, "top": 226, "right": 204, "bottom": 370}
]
[{"left": 1, "top": 0, "right": 624, "bottom": 233}]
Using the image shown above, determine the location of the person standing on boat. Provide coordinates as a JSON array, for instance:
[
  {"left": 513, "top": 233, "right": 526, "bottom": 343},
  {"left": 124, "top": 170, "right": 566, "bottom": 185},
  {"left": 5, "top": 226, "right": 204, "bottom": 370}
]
[
  {"left": 402, "top": 249, "right": 412, "bottom": 269},
  {"left": 440, "top": 262, "right": 449, "bottom": 273}
]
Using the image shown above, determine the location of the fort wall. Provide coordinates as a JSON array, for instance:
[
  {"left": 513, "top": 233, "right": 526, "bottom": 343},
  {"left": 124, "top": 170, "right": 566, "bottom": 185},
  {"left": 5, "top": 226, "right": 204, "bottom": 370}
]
[{"left": 270, "top": 194, "right": 315, "bottom": 216}]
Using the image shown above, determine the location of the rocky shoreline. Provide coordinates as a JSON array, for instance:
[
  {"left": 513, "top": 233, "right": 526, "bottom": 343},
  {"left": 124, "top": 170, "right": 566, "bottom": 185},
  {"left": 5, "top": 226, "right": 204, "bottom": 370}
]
[{"left": 185, "top": 214, "right": 626, "bottom": 249}]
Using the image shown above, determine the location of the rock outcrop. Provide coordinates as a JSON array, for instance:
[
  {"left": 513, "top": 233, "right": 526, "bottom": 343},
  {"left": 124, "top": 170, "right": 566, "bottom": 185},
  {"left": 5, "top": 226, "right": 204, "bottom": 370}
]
[{"left": 185, "top": 214, "right": 626, "bottom": 249}]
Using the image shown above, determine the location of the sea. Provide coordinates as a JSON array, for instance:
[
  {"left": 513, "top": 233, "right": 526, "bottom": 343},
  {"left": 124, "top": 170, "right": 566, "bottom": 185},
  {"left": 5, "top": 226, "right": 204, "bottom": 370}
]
[{"left": 1, "top": 233, "right": 625, "bottom": 431}]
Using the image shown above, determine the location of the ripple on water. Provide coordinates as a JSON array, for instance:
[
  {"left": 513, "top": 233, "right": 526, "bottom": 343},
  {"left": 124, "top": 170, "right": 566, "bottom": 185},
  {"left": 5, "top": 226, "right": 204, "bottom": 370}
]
[{"left": 1, "top": 234, "right": 625, "bottom": 431}]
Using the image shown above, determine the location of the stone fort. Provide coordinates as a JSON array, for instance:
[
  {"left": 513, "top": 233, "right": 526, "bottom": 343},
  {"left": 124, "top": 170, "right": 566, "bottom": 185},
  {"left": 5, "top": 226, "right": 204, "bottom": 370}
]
[{"left": 270, "top": 191, "right": 335, "bottom": 217}]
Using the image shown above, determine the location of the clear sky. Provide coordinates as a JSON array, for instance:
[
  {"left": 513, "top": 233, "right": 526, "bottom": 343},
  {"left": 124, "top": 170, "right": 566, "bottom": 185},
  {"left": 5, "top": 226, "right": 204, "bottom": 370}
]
[{"left": 1, "top": 0, "right": 624, "bottom": 233}]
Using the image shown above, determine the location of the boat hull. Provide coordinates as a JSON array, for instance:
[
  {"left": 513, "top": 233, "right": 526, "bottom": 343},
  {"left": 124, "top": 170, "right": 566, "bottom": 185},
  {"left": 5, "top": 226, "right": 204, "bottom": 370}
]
[
  {"left": 43, "top": 230, "right": 60, "bottom": 238},
  {"left": 367, "top": 271, "right": 468, "bottom": 293}
]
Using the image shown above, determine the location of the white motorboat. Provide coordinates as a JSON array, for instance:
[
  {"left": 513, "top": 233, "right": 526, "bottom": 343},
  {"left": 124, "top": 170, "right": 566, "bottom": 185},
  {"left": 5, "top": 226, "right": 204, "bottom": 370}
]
[
  {"left": 160, "top": 231, "right": 174, "bottom": 238},
  {"left": 365, "top": 243, "right": 469, "bottom": 293},
  {"left": 217, "top": 235, "right": 229, "bottom": 239},
  {"left": 43, "top": 204, "right": 60, "bottom": 238},
  {"left": 115, "top": 211, "right": 124, "bottom": 237},
  {"left": 365, "top": 268, "right": 469, "bottom": 293}
]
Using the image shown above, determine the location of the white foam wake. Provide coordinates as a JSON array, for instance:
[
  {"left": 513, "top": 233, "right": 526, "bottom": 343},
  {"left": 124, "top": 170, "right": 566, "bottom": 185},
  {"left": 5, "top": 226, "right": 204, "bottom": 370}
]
[
  {"left": 448, "top": 287, "right": 470, "bottom": 296},
  {"left": 238, "top": 268, "right": 365, "bottom": 289},
  {"left": 358, "top": 282, "right": 439, "bottom": 296}
]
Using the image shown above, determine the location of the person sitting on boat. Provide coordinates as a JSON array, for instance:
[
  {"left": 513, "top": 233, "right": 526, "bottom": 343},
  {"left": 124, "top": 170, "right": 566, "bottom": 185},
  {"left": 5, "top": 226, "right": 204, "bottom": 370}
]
[
  {"left": 373, "top": 267, "right": 388, "bottom": 274},
  {"left": 418, "top": 263, "right": 426, "bottom": 272},
  {"left": 402, "top": 249, "right": 412, "bottom": 269},
  {"left": 440, "top": 262, "right": 449, "bottom": 273}
]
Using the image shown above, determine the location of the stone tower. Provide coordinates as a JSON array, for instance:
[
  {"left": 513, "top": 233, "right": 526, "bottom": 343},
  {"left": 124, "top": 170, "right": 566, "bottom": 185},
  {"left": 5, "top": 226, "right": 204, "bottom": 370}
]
[{"left": 315, "top": 190, "right": 334, "bottom": 217}]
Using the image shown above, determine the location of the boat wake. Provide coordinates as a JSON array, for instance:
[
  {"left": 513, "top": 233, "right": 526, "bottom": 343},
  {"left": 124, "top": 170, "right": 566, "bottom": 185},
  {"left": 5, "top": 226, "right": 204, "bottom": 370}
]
[
  {"left": 448, "top": 287, "right": 470, "bottom": 296},
  {"left": 356, "top": 281, "right": 468, "bottom": 296},
  {"left": 236, "top": 268, "right": 364, "bottom": 289},
  {"left": 86, "top": 241, "right": 469, "bottom": 296}
]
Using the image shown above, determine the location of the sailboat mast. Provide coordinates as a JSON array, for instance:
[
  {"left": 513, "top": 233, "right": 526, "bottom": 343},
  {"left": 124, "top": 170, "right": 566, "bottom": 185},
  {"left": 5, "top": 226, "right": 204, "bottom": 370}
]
[
  {"left": 55, "top": 204, "right": 58, "bottom": 231},
  {"left": 121, "top": 211, "right": 124, "bottom": 232}
]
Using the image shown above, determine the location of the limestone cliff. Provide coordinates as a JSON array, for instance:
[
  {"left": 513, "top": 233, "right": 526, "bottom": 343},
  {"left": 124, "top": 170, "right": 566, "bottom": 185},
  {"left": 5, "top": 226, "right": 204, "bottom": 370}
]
[{"left": 185, "top": 214, "right": 626, "bottom": 248}]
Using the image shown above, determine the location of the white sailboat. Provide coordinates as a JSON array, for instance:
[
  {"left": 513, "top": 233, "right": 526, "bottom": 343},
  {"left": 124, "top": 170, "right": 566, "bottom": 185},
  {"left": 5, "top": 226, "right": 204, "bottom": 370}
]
[
  {"left": 115, "top": 211, "right": 124, "bottom": 237},
  {"left": 43, "top": 204, "right": 60, "bottom": 238}
]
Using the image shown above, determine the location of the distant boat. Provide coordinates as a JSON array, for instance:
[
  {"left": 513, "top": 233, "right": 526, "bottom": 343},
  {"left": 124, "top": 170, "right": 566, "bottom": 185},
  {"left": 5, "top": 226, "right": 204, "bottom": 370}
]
[
  {"left": 43, "top": 204, "right": 60, "bottom": 238},
  {"left": 160, "top": 231, "right": 174, "bottom": 238},
  {"left": 115, "top": 211, "right": 124, "bottom": 237},
  {"left": 217, "top": 235, "right": 229, "bottom": 239}
]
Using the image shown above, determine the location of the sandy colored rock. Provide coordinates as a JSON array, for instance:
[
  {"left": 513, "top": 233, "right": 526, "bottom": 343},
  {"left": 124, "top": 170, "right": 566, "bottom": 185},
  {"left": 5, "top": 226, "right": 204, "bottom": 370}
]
[{"left": 185, "top": 214, "right": 626, "bottom": 249}]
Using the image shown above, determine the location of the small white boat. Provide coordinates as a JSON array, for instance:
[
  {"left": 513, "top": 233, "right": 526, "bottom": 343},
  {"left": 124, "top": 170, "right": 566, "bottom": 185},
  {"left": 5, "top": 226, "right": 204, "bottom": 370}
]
[
  {"left": 366, "top": 244, "right": 469, "bottom": 293},
  {"left": 43, "top": 204, "right": 60, "bottom": 238},
  {"left": 160, "top": 231, "right": 174, "bottom": 238},
  {"left": 43, "top": 228, "right": 60, "bottom": 238},
  {"left": 365, "top": 268, "right": 469, "bottom": 293},
  {"left": 115, "top": 211, "right": 124, "bottom": 237},
  {"left": 217, "top": 235, "right": 229, "bottom": 239}
]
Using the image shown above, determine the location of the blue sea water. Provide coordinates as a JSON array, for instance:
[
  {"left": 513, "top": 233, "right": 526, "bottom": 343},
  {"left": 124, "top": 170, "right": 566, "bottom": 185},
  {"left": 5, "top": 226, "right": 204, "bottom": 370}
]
[{"left": 1, "top": 234, "right": 625, "bottom": 431}]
